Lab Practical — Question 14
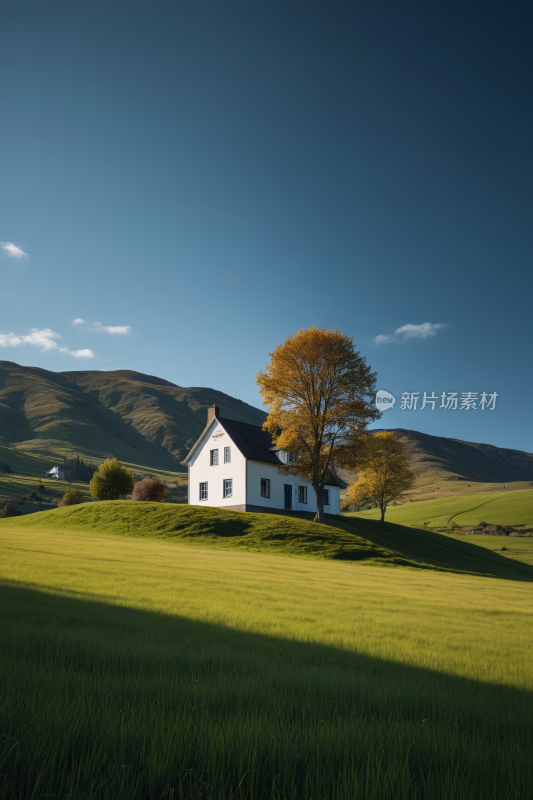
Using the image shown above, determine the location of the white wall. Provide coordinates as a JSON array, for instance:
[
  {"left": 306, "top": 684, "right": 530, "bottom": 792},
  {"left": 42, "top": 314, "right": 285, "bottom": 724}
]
[
  {"left": 246, "top": 459, "right": 340, "bottom": 514},
  {"left": 188, "top": 420, "right": 246, "bottom": 507}
]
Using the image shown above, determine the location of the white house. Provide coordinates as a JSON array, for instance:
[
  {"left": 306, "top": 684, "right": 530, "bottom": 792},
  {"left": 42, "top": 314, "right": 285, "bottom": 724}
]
[
  {"left": 46, "top": 465, "right": 64, "bottom": 480},
  {"left": 182, "top": 405, "right": 341, "bottom": 515}
]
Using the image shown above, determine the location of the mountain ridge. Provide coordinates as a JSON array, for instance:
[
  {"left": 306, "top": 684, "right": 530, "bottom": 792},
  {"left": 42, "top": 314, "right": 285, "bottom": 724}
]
[
  {"left": 0, "top": 361, "right": 266, "bottom": 470},
  {"left": 377, "top": 427, "right": 533, "bottom": 483},
  {"left": 1, "top": 362, "right": 531, "bottom": 483}
]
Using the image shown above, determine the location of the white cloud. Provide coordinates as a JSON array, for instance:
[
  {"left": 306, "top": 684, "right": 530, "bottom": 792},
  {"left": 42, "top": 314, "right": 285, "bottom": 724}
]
[
  {"left": 0, "top": 327, "right": 95, "bottom": 359},
  {"left": 92, "top": 321, "right": 131, "bottom": 335},
  {"left": 1, "top": 242, "right": 28, "bottom": 258},
  {"left": 373, "top": 322, "right": 446, "bottom": 345},
  {"left": 73, "top": 318, "right": 86, "bottom": 326},
  {"left": 70, "top": 348, "right": 95, "bottom": 359}
]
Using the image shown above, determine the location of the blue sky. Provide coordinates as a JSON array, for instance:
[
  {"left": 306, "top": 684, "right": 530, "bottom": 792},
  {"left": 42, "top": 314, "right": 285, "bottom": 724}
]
[{"left": 1, "top": 1, "right": 531, "bottom": 452}]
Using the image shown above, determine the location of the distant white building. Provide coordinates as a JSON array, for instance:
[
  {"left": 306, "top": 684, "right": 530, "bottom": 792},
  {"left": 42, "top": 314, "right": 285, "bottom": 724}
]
[
  {"left": 182, "top": 406, "right": 341, "bottom": 515},
  {"left": 46, "top": 465, "right": 64, "bottom": 480}
]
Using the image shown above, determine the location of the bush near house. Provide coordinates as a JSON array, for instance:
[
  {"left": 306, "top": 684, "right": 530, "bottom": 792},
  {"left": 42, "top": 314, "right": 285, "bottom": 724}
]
[
  {"left": 0, "top": 501, "right": 21, "bottom": 518},
  {"left": 58, "top": 490, "right": 83, "bottom": 507},
  {"left": 132, "top": 479, "right": 168, "bottom": 502}
]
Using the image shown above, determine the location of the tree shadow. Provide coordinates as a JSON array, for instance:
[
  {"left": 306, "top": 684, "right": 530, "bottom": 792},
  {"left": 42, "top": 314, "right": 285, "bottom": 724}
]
[{"left": 0, "top": 579, "right": 532, "bottom": 799}]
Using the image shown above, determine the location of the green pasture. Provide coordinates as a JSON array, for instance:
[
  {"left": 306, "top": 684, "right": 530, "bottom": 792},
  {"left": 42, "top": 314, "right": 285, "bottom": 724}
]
[
  {"left": 0, "top": 442, "right": 50, "bottom": 474},
  {"left": 9, "top": 501, "right": 533, "bottom": 581},
  {"left": 349, "top": 489, "right": 533, "bottom": 529},
  {"left": 0, "top": 509, "right": 532, "bottom": 799},
  {"left": 447, "top": 533, "right": 533, "bottom": 567},
  {"left": 0, "top": 473, "right": 92, "bottom": 504}
]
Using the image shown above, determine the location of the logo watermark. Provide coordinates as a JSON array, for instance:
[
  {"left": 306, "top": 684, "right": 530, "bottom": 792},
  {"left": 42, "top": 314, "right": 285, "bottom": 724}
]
[
  {"left": 375, "top": 391, "right": 498, "bottom": 411},
  {"left": 375, "top": 389, "right": 396, "bottom": 411}
]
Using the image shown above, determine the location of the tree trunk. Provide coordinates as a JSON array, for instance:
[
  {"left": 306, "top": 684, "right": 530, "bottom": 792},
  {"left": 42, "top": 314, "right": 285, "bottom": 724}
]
[
  {"left": 314, "top": 484, "right": 324, "bottom": 523},
  {"left": 380, "top": 505, "right": 386, "bottom": 522}
]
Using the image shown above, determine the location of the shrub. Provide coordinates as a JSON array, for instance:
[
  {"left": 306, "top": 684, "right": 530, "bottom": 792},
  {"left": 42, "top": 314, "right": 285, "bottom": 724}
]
[
  {"left": 90, "top": 459, "right": 135, "bottom": 501},
  {"left": 58, "top": 490, "right": 83, "bottom": 507},
  {"left": 132, "top": 479, "right": 168, "bottom": 502},
  {"left": 0, "top": 501, "right": 21, "bottom": 518}
]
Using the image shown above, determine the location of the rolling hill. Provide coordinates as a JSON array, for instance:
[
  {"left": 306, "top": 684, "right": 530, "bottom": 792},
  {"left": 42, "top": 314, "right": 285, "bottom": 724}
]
[
  {"left": 350, "top": 489, "right": 533, "bottom": 530},
  {"left": 0, "top": 361, "right": 266, "bottom": 471},
  {"left": 1, "top": 361, "right": 532, "bottom": 486},
  {"left": 6, "top": 501, "right": 533, "bottom": 581},
  {"left": 384, "top": 428, "right": 533, "bottom": 483},
  {"left": 338, "top": 428, "right": 533, "bottom": 500}
]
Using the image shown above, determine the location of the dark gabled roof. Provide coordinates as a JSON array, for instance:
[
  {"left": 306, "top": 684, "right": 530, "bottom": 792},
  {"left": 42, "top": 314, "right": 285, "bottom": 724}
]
[
  {"left": 322, "top": 472, "right": 346, "bottom": 489},
  {"left": 218, "top": 418, "right": 346, "bottom": 487},
  {"left": 219, "top": 417, "right": 282, "bottom": 465}
]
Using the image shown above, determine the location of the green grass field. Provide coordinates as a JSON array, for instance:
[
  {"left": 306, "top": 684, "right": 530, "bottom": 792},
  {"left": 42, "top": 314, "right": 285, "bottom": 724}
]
[
  {"left": 0, "top": 442, "right": 51, "bottom": 474},
  {"left": 0, "top": 473, "right": 92, "bottom": 504},
  {"left": 0, "top": 505, "right": 532, "bottom": 799},
  {"left": 446, "top": 533, "right": 533, "bottom": 567},
  {"left": 349, "top": 488, "right": 533, "bottom": 529},
  {"left": 8, "top": 501, "right": 533, "bottom": 581}
]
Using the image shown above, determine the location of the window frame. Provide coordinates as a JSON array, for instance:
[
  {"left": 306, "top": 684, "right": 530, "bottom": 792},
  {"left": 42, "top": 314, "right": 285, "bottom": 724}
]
[
  {"left": 210, "top": 449, "right": 219, "bottom": 466},
  {"left": 223, "top": 479, "right": 233, "bottom": 498},
  {"left": 298, "top": 485, "right": 307, "bottom": 504},
  {"left": 323, "top": 489, "right": 330, "bottom": 506},
  {"left": 199, "top": 482, "right": 208, "bottom": 501},
  {"left": 260, "top": 478, "right": 270, "bottom": 499},
  {"left": 224, "top": 446, "right": 231, "bottom": 463}
]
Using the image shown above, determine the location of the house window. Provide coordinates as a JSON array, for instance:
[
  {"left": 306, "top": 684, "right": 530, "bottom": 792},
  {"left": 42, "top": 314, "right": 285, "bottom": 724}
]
[
  {"left": 261, "top": 478, "right": 270, "bottom": 498},
  {"left": 224, "top": 446, "right": 231, "bottom": 463},
  {"left": 279, "top": 451, "right": 298, "bottom": 464},
  {"left": 298, "top": 486, "right": 307, "bottom": 504},
  {"left": 199, "top": 482, "right": 208, "bottom": 501},
  {"left": 323, "top": 489, "right": 330, "bottom": 506},
  {"left": 210, "top": 449, "right": 219, "bottom": 465},
  {"left": 223, "top": 479, "right": 232, "bottom": 498}
]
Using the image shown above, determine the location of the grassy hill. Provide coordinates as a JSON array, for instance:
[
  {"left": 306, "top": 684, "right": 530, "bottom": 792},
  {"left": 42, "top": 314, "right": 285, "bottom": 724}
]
[
  {"left": 350, "top": 488, "right": 533, "bottom": 530},
  {"left": 8, "top": 501, "right": 533, "bottom": 581},
  {"left": 446, "top": 533, "right": 533, "bottom": 567},
  {"left": 382, "top": 427, "right": 533, "bottom": 483},
  {"left": 0, "top": 360, "right": 266, "bottom": 471},
  {"left": 0, "top": 474, "right": 92, "bottom": 505},
  {"left": 338, "top": 428, "right": 533, "bottom": 505},
  {"left": 0, "top": 441, "right": 51, "bottom": 474},
  {"left": 2, "top": 361, "right": 531, "bottom": 489},
  {"left": 1, "top": 514, "right": 532, "bottom": 798}
]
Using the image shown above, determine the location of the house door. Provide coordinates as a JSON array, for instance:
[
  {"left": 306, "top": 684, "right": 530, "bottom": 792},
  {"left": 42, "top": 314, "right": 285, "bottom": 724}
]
[{"left": 284, "top": 484, "right": 292, "bottom": 510}]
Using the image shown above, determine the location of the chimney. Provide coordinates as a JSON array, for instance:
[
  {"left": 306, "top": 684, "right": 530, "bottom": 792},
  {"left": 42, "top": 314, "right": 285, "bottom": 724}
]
[{"left": 207, "top": 404, "right": 220, "bottom": 423}]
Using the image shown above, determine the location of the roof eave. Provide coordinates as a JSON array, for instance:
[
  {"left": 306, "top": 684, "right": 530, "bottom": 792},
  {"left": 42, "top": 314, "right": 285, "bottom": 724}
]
[{"left": 181, "top": 418, "right": 219, "bottom": 465}]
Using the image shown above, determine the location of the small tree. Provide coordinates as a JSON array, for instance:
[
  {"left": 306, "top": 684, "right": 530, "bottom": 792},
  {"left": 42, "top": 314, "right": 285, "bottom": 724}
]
[
  {"left": 89, "top": 459, "right": 134, "bottom": 501},
  {"left": 132, "top": 479, "right": 168, "bottom": 502},
  {"left": 257, "top": 327, "right": 380, "bottom": 523},
  {"left": 58, "top": 489, "right": 83, "bottom": 507},
  {"left": 348, "top": 431, "right": 415, "bottom": 522},
  {"left": 0, "top": 501, "right": 21, "bottom": 518},
  {"left": 4, "top": 464, "right": 11, "bottom": 474}
]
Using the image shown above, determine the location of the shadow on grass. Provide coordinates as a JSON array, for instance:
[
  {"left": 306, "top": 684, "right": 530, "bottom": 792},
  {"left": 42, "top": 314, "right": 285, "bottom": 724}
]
[
  {"left": 0, "top": 580, "right": 532, "bottom": 799},
  {"left": 334, "top": 514, "right": 533, "bottom": 582}
]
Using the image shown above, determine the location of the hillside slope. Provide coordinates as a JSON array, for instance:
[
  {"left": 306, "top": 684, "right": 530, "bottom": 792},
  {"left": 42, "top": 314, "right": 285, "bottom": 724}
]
[
  {"left": 0, "top": 361, "right": 266, "bottom": 470},
  {"left": 351, "top": 489, "right": 533, "bottom": 530},
  {"left": 337, "top": 428, "right": 533, "bottom": 497},
  {"left": 7, "top": 501, "right": 533, "bottom": 581},
  {"left": 384, "top": 428, "right": 533, "bottom": 483}
]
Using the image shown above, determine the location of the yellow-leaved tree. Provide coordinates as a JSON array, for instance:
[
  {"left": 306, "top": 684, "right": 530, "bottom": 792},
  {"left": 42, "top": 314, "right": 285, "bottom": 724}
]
[
  {"left": 89, "top": 458, "right": 134, "bottom": 501},
  {"left": 256, "top": 327, "right": 380, "bottom": 523},
  {"left": 348, "top": 431, "right": 415, "bottom": 521}
]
